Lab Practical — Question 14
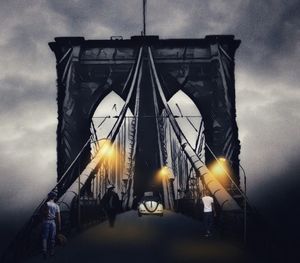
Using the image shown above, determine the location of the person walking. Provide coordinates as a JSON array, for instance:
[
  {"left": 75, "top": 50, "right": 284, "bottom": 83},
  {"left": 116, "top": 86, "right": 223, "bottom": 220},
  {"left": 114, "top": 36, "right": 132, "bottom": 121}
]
[
  {"left": 202, "top": 189, "right": 216, "bottom": 237},
  {"left": 41, "top": 191, "right": 61, "bottom": 258},
  {"left": 101, "top": 184, "right": 120, "bottom": 227}
]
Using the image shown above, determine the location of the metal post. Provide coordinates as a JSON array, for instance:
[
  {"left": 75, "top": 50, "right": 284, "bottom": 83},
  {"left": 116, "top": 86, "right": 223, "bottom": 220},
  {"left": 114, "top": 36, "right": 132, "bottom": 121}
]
[
  {"left": 223, "top": 160, "right": 247, "bottom": 244},
  {"left": 77, "top": 173, "right": 81, "bottom": 229},
  {"left": 116, "top": 142, "right": 119, "bottom": 189},
  {"left": 143, "top": 0, "right": 147, "bottom": 35},
  {"left": 240, "top": 164, "right": 247, "bottom": 245},
  {"left": 96, "top": 170, "right": 99, "bottom": 201},
  {"left": 105, "top": 159, "right": 108, "bottom": 187},
  {"left": 99, "top": 166, "right": 102, "bottom": 200},
  {"left": 124, "top": 117, "right": 127, "bottom": 182},
  {"left": 92, "top": 174, "right": 95, "bottom": 198}
]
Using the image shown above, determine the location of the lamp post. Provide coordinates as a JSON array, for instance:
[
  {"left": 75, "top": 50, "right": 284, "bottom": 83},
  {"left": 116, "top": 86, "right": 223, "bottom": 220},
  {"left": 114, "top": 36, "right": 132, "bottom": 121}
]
[
  {"left": 78, "top": 168, "right": 81, "bottom": 229},
  {"left": 239, "top": 163, "right": 247, "bottom": 245},
  {"left": 92, "top": 138, "right": 116, "bottom": 201},
  {"left": 159, "top": 166, "right": 174, "bottom": 210},
  {"left": 212, "top": 158, "right": 247, "bottom": 245}
]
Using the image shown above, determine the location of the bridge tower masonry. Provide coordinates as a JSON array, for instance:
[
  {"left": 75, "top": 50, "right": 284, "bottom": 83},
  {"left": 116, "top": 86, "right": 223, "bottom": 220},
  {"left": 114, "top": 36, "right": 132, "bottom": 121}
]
[{"left": 49, "top": 35, "right": 241, "bottom": 196}]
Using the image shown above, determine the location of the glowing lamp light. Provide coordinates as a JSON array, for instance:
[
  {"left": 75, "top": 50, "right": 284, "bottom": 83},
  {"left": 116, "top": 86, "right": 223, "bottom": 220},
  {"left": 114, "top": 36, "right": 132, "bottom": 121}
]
[
  {"left": 210, "top": 158, "right": 228, "bottom": 176},
  {"left": 159, "top": 166, "right": 170, "bottom": 178},
  {"left": 211, "top": 163, "right": 225, "bottom": 176},
  {"left": 98, "top": 139, "right": 114, "bottom": 159}
]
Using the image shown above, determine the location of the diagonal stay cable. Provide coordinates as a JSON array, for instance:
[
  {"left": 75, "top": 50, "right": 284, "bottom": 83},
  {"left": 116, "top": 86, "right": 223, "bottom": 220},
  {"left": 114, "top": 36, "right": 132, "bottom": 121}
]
[
  {"left": 97, "top": 116, "right": 109, "bottom": 128},
  {"left": 176, "top": 103, "right": 198, "bottom": 132}
]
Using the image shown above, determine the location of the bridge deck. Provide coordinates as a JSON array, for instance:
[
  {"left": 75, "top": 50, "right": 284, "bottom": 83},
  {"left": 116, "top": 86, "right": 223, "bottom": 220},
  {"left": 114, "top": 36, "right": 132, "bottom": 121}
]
[{"left": 25, "top": 211, "right": 245, "bottom": 263}]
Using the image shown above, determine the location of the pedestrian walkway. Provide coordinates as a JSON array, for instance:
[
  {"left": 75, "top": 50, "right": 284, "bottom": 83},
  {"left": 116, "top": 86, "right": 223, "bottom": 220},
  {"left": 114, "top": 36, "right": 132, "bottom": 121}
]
[{"left": 25, "top": 210, "right": 244, "bottom": 263}]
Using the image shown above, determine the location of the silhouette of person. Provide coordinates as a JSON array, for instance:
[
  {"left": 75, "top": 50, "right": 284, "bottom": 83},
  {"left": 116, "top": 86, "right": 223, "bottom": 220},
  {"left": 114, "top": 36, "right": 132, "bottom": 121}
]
[
  {"left": 101, "top": 184, "right": 120, "bottom": 227},
  {"left": 132, "top": 195, "right": 138, "bottom": 210}
]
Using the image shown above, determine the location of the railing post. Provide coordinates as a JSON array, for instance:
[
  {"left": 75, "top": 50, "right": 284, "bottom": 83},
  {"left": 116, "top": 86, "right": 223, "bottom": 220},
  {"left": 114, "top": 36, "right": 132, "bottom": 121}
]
[
  {"left": 77, "top": 173, "right": 81, "bottom": 230},
  {"left": 242, "top": 165, "right": 247, "bottom": 245}
]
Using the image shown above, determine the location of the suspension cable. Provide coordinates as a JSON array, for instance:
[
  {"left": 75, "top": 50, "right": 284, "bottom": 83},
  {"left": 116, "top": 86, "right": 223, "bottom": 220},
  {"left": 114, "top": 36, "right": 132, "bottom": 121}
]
[
  {"left": 148, "top": 47, "right": 246, "bottom": 209},
  {"left": 148, "top": 47, "right": 204, "bottom": 167},
  {"left": 107, "top": 47, "right": 142, "bottom": 141}
]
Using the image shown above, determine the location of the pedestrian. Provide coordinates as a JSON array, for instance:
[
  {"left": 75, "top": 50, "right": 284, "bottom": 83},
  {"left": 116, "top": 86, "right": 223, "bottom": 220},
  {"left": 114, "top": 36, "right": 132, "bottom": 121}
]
[
  {"left": 101, "top": 184, "right": 120, "bottom": 227},
  {"left": 132, "top": 195, "right": 138, "bottom": 210},
  {"left": 202, "top": 189, "right": 216, "bottom": 237},
  {"left": 41, "top": 191, "right": 61, "bottom": 259}
]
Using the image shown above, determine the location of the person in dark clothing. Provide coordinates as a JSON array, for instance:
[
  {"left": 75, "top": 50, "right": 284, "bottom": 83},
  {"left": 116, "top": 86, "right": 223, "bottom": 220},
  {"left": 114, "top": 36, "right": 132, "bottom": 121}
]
[
  {"left": 101, "top": 184, "right": 120, "bottom": 227},
  {"left": 132, "top": 195, "right": 138, "bottom": 210}
]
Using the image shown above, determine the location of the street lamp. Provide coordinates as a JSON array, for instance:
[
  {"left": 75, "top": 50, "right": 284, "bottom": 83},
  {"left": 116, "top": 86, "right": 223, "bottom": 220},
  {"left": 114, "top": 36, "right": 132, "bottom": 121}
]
[
  {"left": 210, "top": 157, "right": 247, "bottom": 245},
  {"left": 97, "top": 139, "right": 114, "bottom": 159},
  {"left": 159, "top": 166, "right": 174, "bottom": 210},
  {"left": 239, "top": 163, "right": 247, "bottom": 245},
  {"left": 92, "top": 138, "right": 117, "bottom": 199},
  {"left": 159, "top": 166, "right": 171, "bottom": 177},
  {"left": 211, "top": 159, "right": 227, "bottom": 177},
  {"left": 210, "top": 158, "right": 232, "bottom": 188}
]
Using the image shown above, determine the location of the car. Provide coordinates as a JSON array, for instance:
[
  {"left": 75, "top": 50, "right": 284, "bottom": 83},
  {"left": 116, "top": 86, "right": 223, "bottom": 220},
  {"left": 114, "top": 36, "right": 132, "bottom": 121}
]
[{"left": 138, "top": 192, "right": 164, "bottom": 217}]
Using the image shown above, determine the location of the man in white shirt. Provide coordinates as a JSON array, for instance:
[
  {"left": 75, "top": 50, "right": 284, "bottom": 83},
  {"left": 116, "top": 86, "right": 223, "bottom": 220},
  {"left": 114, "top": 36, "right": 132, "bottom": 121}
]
[
  {"left": 41, "top": 191, "right": 61, "bottom": 258},
  {"left": 202, "top": 190, "right": 216, "bottom": 237}
]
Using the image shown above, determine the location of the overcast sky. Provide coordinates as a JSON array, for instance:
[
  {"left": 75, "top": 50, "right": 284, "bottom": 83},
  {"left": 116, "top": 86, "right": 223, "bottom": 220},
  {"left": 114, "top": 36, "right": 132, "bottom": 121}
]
[{"left": 0, "top": 0, "right": 299, "bottom": 218}]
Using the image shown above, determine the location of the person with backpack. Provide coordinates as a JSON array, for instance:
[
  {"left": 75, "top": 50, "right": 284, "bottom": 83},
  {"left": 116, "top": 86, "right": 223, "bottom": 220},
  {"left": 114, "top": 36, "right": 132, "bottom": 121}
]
[
  {"left": 41, "top": 191, "right": 61, "bottom": 258},
  {"left": 101, "top": 184, "right": 120, "bottom": 227}
]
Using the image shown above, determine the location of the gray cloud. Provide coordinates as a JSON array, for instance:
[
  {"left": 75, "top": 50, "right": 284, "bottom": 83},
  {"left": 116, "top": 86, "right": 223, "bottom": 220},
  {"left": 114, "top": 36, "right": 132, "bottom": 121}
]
[
  {"left": 0, "top": 76, "right": 55, "bottom": 111},
  {"left": 0, "top": 0, "right": 299, "bottom": 231},
  {"left": 45, "top": 0, "right": 140, "bottom": 37}
]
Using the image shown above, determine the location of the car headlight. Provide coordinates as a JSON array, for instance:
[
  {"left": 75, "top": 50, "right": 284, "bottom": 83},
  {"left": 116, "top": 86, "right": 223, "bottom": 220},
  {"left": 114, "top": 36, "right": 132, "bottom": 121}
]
[
  {"left": 157, "top": 204, "right": 163, "bottom": 210},
  {"left": 139, "top": 203, "right": 146, "bottom": 210}
]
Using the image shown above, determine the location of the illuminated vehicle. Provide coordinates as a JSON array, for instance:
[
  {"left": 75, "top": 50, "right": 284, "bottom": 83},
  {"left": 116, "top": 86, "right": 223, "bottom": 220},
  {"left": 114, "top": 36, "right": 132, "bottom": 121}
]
[{"left": 138, "top": 192, "right": 164, "bottom": 217}]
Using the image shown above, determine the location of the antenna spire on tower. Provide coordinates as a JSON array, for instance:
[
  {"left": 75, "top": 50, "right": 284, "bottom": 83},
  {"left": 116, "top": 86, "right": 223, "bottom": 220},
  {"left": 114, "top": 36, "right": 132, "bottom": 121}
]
[{"left": 143, "top": 0, "right": 147, "bottom": 35}]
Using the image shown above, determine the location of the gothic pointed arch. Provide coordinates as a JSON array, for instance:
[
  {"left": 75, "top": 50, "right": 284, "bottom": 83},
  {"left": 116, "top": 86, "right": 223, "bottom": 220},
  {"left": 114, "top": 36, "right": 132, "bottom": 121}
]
[
  {"left": 49, "top": 35, "right": 241, "bottom": 194},
  {"left": 153, "top": 36, "right": 241, "bottom": 182}
]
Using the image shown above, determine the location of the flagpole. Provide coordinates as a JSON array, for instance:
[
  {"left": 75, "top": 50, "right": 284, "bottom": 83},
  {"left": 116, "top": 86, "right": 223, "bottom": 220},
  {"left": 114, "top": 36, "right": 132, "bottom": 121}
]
[{"left": 143, "top": 0, "right": 147, "bottom": 35}]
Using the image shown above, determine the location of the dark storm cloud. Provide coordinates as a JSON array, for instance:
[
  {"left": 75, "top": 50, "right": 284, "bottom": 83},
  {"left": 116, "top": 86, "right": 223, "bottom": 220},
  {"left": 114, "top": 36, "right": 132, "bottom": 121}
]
[
  {"left": 149, "top": 0, "right": 300, "bottom": 83},
  {"left": 46, "top": 0, "right": 140, "bottom": 37},
  {"left": 0, "top": 0, "right": 299, "bottom": 243},
  {"left": 158, "top": 0, "right": 300, "bottom": 83},
  {"left": 234, "top": 0, "right": 300, "bottom": 83}
]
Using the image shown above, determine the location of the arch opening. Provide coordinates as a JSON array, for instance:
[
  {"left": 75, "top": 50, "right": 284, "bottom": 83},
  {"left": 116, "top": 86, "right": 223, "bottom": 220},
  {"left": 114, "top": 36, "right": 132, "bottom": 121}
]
[
  {"left": 86, "top": 91, "right": 134, "bottom": 199},
  {"left": 168, "top": 90, "right": 204, "bottom": 152},
  {"left": 166, "top": 90, "right": 206, "bottom": 201}
]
